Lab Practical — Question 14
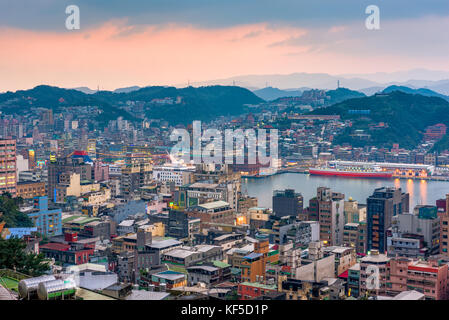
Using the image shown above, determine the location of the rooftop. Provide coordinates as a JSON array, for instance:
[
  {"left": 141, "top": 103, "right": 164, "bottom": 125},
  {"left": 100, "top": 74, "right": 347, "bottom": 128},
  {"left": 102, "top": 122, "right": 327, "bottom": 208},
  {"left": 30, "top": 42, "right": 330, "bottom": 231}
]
[
  {"left": 125, "top": 290, "right": 170, "bottom": 300},
  {"left": 212, "top": 260, "right": 230, "bottom": 268},
  {"left": 118, "top": 220, "right": 135, "bottom": 227},
  {"left": 66, "top": 263, "right": 107, "bottom": 273},
  {"left": 164, "top": 249, "right": 196, "bottom": 259},
  {"left": 331, "top": 247, "right": 354, "bottom": 254},
  {"left": 243, "top": 252, "right": 263, "bottom": 260},
  {"left": 39, "top": 242, "right": 70, "bottom": 251},
  {"left": 187, "top": 265, "right": 218, "bottom": 272},
  {"left": 361, "top": 252, "right": 390, "bottom": 263},
  {"left": 393, "top": 290, "right": 425, "bottom": 300},
  {"left": 226, "top": 244, "right": 254, "bottom": 255},
  {"left": 62, "top": 215, "right": 100, "bottom": 225},
  {"left": 240, "top": 281, "right": 277, "bottom": 290},
  {"left": 150, "top": 238, "right": 182, "bottom": 249},
  {"left": 344, "top": 223, "right": 359, "bottom": 228},
  {"left": 198, "top": 201, "right": 230, "bottom": 210},
  {"left": 76, "top": 288, "right": 116, "bottom": 300},
  {"left": 195, "top": 244, "right": 221, "bottom": 252},
  {"left": 214, "top": 233, "right": 239, "bottom": 241},
  {"left": 154, "top": 270, "right": 185, "bottom": 281},
  {"left": 248, "top": 207, "right": 269, "bottom": 211},
  {"left": 349, "top": 263, "right": 361, "bottom": 271},
  {"left": 188, "top": 182, "right": 219, "bottom": 189}
]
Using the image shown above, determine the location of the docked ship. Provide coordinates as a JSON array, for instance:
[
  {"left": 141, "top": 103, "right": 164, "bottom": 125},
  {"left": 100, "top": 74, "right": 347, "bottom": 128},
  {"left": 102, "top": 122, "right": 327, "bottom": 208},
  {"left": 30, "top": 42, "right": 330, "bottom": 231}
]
[{"left": 309, "top": 162, "right": 393, "bottom": 179}]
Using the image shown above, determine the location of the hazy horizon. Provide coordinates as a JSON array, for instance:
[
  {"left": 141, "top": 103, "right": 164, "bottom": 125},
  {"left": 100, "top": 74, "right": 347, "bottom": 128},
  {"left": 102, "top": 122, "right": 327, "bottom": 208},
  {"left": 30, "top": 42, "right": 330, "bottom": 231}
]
[{"left": 3, "top": 68, "right": 449, "bottom": 94}]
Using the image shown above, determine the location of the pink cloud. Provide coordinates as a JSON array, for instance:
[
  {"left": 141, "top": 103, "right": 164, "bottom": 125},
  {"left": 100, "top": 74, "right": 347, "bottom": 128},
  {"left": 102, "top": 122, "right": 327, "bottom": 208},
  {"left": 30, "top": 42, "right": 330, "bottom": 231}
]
[
  {"left": 0, "top": 17, "right": 448, "bottom": 91},
  {"left": 0, "top": 22, "right": 307, "bottom": 90}
]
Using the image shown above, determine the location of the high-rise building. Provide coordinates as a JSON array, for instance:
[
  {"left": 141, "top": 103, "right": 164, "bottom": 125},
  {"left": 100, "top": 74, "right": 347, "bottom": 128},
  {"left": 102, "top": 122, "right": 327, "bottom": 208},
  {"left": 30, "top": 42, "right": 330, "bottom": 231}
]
[
  {"left": 315, "top": 187, "right": 345, "bottom": 246},
  {"left": 27, "top": 196, "right": 62, "bottom": 237},
  {"left": 439, "top": 194, "right": 449, "bottom": 256},
  {"left": 168, "top": 209, "right": 200, "bottom": 241},
  {"left": 47, "top": 155, "right": 92, "bottom": 202},
  {"left": 120, "top": 154, "right": 152, "bottom": 198},
  {"left": 28, "top": 149, "right": 36, "bottom": 169},
  {"left": 272, "top": 189, "right": 303, "bottom": 218},
  {"left": 87, "top": 139, "right": 97, "bottom": 160},
  {"left": 0, "top": 139, "right": 17, "bottom": 196},
  {"left": 367, "top": 187, "right": 409, "bottom": 253}
]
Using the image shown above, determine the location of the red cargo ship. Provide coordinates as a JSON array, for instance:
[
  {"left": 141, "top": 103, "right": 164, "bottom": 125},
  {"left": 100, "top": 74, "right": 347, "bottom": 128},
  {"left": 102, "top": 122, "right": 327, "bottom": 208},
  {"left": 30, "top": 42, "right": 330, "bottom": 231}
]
[{"left": 309, "top": 165, "right": 393, "bottom": 179}]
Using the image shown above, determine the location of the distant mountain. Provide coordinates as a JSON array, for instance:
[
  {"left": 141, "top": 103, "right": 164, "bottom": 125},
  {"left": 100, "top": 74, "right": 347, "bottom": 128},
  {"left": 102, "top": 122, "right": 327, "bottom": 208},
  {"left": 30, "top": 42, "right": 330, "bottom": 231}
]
[
  {"left": 424, "top": 79, "right": 449, "bottom": 96},
  {"left": 341, "top": 69, "right": 449, "bottom": 84},
  {"left": 358, "top": 86, "right": 384, "bottom": 96},
  {"left": 253, "top": 87, "right": 302, "bottom": 101},
  {"left": 382, "top": 85, "right": 449, "bottom": 101},
  {"left": 0, "top": 85, "right": 263, "bottom": 125},
  {"left": 74, "top": 86, "right": 142, "bottom": 94},
  {"left": 72, "top": 87, "right": 97, "bottom": 94},
  {"left": 113, "top": 86, "right": 141, "bottom": 94},
  {"left": 187, "top": 73, "right": 380, "bottom": 91},
  {"left": 311, "top": 91, "right": 449, "bottom": 149},
  {"left": 185, "top": 69, "right": 449, "bottom": 96}
]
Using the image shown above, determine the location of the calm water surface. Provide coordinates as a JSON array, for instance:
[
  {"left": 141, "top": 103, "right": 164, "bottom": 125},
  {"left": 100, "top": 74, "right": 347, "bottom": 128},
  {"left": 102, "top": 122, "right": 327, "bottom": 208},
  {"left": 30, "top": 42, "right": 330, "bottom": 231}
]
[{"left": 243, "top": 173, "right": 449, "bottom": 209}]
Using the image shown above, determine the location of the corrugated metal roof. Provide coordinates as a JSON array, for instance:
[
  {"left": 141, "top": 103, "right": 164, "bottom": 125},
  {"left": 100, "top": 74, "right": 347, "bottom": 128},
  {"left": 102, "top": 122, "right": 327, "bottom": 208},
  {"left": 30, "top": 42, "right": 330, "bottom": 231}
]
[{"left": 243, "top": 252, "right": 263, "bottom": 260}]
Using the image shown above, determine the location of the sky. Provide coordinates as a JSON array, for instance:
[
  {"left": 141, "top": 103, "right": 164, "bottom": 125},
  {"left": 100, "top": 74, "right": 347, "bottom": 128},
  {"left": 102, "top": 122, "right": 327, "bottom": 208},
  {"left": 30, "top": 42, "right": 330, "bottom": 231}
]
[{"left": 1, "top": 0, "right": 449, "bottom": 91}]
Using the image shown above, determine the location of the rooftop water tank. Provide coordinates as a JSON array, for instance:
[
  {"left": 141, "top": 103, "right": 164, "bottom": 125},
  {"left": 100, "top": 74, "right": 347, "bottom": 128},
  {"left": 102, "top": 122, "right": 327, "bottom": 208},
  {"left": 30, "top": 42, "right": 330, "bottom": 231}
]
[
  {"left": 18, "top": 275, "right": 56, "bottom": 299},
  {"left": 37, "top": 279, "right": 76, "bottom": 300}
]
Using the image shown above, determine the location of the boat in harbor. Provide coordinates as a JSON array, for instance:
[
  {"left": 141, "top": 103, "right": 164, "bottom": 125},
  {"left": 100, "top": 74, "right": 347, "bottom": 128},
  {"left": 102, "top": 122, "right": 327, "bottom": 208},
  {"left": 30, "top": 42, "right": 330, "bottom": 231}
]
[{"left": 309, "top": 162, "right": 393, "bottom": 179}]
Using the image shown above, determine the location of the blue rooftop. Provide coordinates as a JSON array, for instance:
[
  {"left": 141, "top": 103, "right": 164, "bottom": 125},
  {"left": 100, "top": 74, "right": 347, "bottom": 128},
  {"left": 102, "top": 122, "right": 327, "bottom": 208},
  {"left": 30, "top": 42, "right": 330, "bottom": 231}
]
[
  {"left": 243, "top": 252, "right": 263, "bottom": 260},
  {"left": 4, "top": 227, "right": 37, "bottom": 239}
]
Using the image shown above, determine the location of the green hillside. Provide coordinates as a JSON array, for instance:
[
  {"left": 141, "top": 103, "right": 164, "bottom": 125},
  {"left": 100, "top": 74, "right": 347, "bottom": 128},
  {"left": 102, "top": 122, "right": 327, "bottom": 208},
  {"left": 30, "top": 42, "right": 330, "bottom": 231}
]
[
  {"left": 311, "top": 91, "right": 449, "bottom": 148},
  {"left": 325, "top": 87, "right": 366, "bottom": 104},
  {"left": 0, "top": 85, "right": 263, "bottom": 125}
]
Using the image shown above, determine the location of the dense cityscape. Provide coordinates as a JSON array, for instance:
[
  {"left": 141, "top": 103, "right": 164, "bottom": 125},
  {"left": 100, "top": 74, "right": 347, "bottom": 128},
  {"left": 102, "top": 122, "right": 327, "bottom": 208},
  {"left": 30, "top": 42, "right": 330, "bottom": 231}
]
[
  {"left": 1, "top": 0, "right": 449, "bottom": 312},
  {"left": 1, "top": 84, "right": 449, "bottom": 302}
]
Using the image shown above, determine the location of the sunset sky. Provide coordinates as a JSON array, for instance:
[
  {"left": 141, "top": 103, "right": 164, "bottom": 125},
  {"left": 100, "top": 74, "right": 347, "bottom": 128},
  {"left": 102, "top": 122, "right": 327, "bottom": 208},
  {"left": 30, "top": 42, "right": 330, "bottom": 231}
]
[{"left": 1, "top": 0, "right": 449, "bottom": 91}]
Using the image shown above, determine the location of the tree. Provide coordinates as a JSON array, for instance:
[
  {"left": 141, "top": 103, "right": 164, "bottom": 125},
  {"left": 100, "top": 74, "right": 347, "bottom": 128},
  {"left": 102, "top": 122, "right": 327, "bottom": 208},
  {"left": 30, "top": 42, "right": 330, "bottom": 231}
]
[
  {"left": 0, "top": 193, "right": 33, "bottom": 228},
  {"left": 0, "top": 237, "right": 50, "bottom": 276}
]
